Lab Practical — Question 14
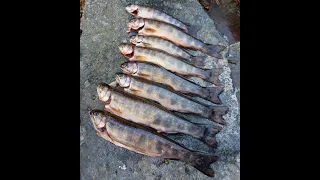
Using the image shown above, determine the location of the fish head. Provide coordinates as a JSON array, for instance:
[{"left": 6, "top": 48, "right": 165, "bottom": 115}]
[
  {"left": 120, "top": 62, "right": 138, "bottom": 74},
  {"left": 115, "top": 73, "right": 131, "bottom": 88},
  {"left": 97, "top": 83, "right": 112, "bottom": 103},
  {"left": 89, "top": 109, "right": 108, "bottom": 132},
  {"left": 127, "top": 18, "right": 145, "bottom": 32},
  {"left": 119, "top": 44, "right": 134, "bottom": 58},
  {"left": 129, "top": 35, "right": 145, "bottom": 46},
  {"left": 125, "top": 4, "right": 139, "bottom": 16}
]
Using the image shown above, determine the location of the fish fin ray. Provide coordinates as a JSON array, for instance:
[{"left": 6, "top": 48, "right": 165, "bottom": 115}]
[
  {"left": 186, "top": 24, "right": 201, "bottom": 37},
  {"left": 209, "top": 106, "right": 229, "bottom": 125},
  {"left": 189, "top": 154, "right": 218, "bottom": 177},
  {"left": 138, "top": 73, "right": 151, "bottom": 79},
  {"left": 204, "top": 86, "right": 223, "bottom": 104},
  {"left": 204, "top": 44, "right": 226, "bottom": 58},
  {"left": 130, "top": 89, "right": 142, "bottom": 95},
  {"left": 191, "top": 56, "right": 207, "bottom": 68},
  {"left": 200, "top": 125, "right": 223, "bottom": 148},
  {"left": 145, "top": 28, "right": 156, "bottom": 33},
  {"left": 143, "top": 43, "right": 152, "bottom": 47},
  {"left": 135, "top": 56, "right": 147, "bottom": 61},
  {"left": 204, "top": 66, "right": 224, "bottom": 85},
  {"left": 110, "top": 107, "right": 122, "bottom": 116}
]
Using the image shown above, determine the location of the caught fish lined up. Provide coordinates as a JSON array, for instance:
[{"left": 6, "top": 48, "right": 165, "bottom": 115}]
[
  {"left": 97, "top": 83, "right": 221, "bottom": 148},
  {"left": 119, "top": 44, "right": 222, "bottom": 84},
  {"left": 121, "top": 62, "right": 223, "bottom": 104},
  {"left": 125, "top": 4, "right": 198, "bottom": 36},
  {"left": 130, "top": 35, "right": 207, "bottom": 68},
  {"left": 127, "top": 18, "right": 226, "bottom": 58},
  {"left": 116, "top": 73, "right": 228, "bottom": 125},
  {"left": 90, "top": 110, "right": 218, "bottom": 177}
]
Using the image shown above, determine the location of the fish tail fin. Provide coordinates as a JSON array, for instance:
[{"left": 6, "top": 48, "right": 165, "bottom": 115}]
[
  {"left": 209, "top": 106, "right": 229, "bottom": 125},
  {"left": 200, "top": 125, "right": 222, "bottom": 148},
  {"left": 190, "top": 55, "right": 207, "bottom": 68},
  {"left": 204, "top": 86, "right": 223, "bottom": 104},
  {"left": 185, "top": 24, "right": 201, "bottom": 37},
  {"left": 204, "top": 44, "right": 226, "bottom": 58},
  {"left": 204, "top": 67, "right": 223, "bottom": 85},
  {"left": 189, "top": 153, "right": 218, "bottom": 177}
]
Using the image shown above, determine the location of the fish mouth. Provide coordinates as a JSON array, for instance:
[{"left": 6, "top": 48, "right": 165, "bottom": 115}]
[
  {"left": 120, "top": 65, "right": 135, "bottom": 75},
  {"left": 97, "top": 83, "right": 106, "bottom": 100},
  {"left": 97, "top": 83, "right": 112, "bottom": 104},
  {"left": 129, "top": 36, "right": 137, "bottom": 44},
  {"left": 131, "top": 9, "right": 138, "bottom": 16},
  {"left": 127, "top": 27, "right": 133, "bottom": 33},
  {"left": 127, "top": 25, "right": 144, "bottom": 33},
  {"left": 120, "top": 63, "right": 127, "bottom": 72},
  {"left": 89, "top": 110, "right": 106, "bottom": 132},
  {"left": 136, "top": 25, "right": 144, "bottom": 32},
  {"left": 116, "top": 73, "right": 131, "bottom": 89},
  {"left": 127, "top": 20, "right": 145, "bottom": 33}
]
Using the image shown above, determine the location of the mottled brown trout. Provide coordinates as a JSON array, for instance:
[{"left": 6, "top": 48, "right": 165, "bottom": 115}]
[
  {"left": 89, "top": 109, "right": 218, "bottom": 177},
  {"left": 127, "top": 18, "right": 225, "bottom": 58},
  {"left": 115, "top": 73, "right": 228, "bottom": 125},
  {"left": 119, "top": 44, "right": 222, "bottom": 85},
  {"left": 97, "top": 83, "right": 221, "bottom": 148}
]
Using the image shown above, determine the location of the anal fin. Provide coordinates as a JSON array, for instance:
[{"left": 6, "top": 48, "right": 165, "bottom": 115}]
[{"left": 138, "top": 73, "right": 150, "bottom": 79}]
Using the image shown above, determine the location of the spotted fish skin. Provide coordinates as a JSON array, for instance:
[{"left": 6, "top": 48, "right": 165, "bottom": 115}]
[
  {"left": 99, "top": 112, "right": 188, "bottom": 157},
  {"left": 123, "top": 45, "right": 220, "bottom": 84},
  {"left": 118, "top": 74, "right": 222, "bottom": 122},
  {"left": 89, "top": 110, "right": 218, "bottom": 177},
  {"left": 134, "top": 18, "right": 225, "bottom": 58},
  {"left": 105, "top": 85, "right": 205, "bottom": 139},
  {"left": 130, "top": 35, "right": 207, "bottom": 67},
  {"left": 97, "top": 83, "right": 221, "bottom": 147},
  {"left": 126, "top": 4, "right": 189, "bottom": 33},
  {"left": 121, "top": 62, "right": 223, "bottom": 104}
]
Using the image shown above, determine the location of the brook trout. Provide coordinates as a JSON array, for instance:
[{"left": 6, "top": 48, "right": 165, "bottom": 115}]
[
  {"left": 130, "top": 35, "right": 207, "bottom": 68},
  {"left": 116, "top": 73, "right": 228, "bottom": 125},
  {"left": 89, "top": 109, "right": 218, "bottom": 177},
  {"left": 127, "top": 18, "right": 225, "bottom": 58},
  {"left": 121, "top": 62, "right": 223, "bottom": 104},
  {"left": 125, "top": 4, "right": 199, "bottom": 36},
  {"left": 97, "top": 83, "right": 221, "bottom": 148},
  {"left": 119, "top": 44, "right": 222, "bottom": 85}
]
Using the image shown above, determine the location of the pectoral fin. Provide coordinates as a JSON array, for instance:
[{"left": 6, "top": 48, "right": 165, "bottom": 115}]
[
  {"left": 145, "top": 28, "right": 156, "bottom": 33},
  {"left": 135, "top": 56, "right": 147, "bottom": 61},
  {"left": 143, "top": 43, "right": 152, "bottom": 47},
  {"left": 138, "top": 73, "right": 150, "bottom": 79},
  {"left": 111, "top": 107, "right": 122, "bottom": 116},
  {"left": 130, "top": 89, "right": 142, "bottom": 95}
]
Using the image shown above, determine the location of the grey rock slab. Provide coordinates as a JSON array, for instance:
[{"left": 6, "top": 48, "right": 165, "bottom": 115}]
[{"left": 80, "top": 0, "right": 239, "bottom": 179}]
